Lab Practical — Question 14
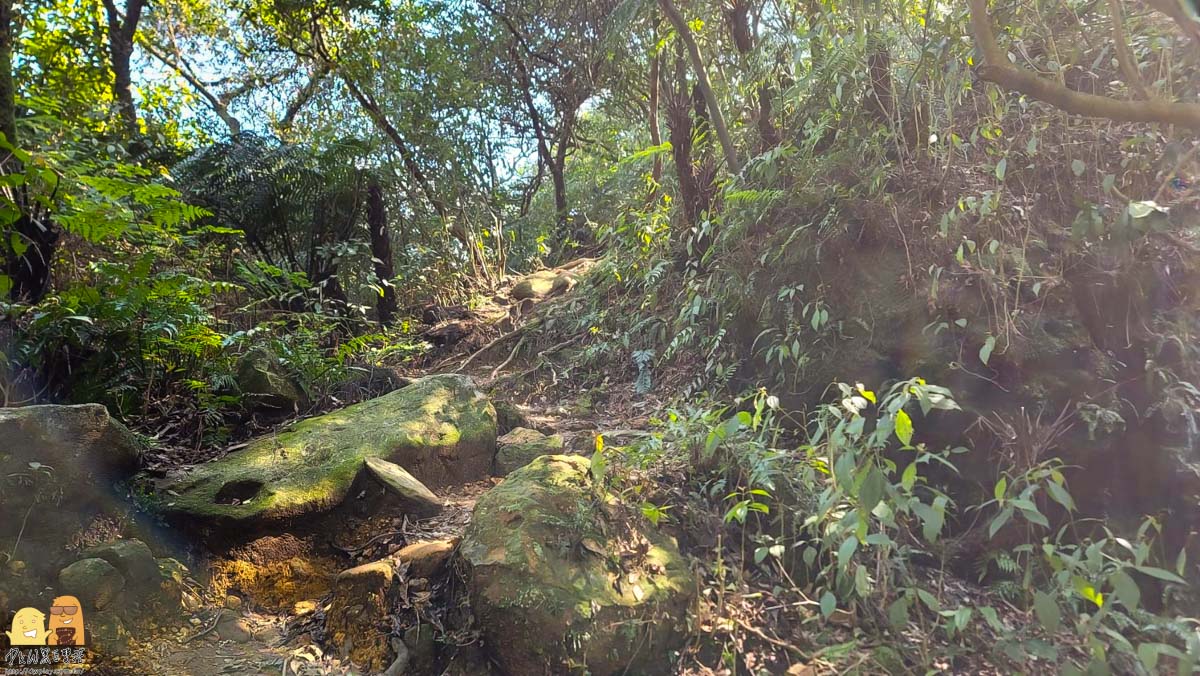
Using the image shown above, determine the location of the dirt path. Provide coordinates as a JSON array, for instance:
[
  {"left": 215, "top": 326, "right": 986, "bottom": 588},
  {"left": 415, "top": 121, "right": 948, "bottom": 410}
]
[{"left": 97, "top": 265, "right": 650, "bottom": 675}]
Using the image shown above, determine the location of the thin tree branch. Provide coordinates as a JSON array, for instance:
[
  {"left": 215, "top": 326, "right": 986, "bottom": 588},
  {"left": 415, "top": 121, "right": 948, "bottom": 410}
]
[
  {"left": 968, "top": 0, "right": 1200, "bottom": 130},
  {"left": 137, "top": 35, "right": 242, "bottom": 135},
  {"left": 658, "top": 0, "right": 742, "bottom": 172},
  {"left": 1107, "top": 0, "right": 1149, "bottom": 99}
]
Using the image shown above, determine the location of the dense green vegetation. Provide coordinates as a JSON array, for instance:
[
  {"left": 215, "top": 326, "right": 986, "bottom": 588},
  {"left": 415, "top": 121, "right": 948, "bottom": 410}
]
[{"left": 2, "top": 0, "right": 1200, "bottom": 673}]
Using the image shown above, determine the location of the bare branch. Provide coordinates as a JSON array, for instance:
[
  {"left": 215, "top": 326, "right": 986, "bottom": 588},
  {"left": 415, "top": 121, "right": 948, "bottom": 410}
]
[{"left": 968, "top": 0, "right": 1200, "bottom": 130}]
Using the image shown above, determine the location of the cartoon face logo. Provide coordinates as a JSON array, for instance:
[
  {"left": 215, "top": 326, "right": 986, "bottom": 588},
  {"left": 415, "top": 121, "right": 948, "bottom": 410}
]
[
  {"left": 46, "top": 597, "right": 84, "bottom": 647},
  {"left": 5, "top": 607, "right": 47, "bottom": 645}
]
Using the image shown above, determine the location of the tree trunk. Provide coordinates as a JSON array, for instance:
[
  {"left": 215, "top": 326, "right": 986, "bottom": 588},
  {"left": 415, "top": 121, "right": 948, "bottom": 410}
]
[
  {"left": 367, "top": 181, "right": 398, "bottom": 326},
  {"left": 658, "top": 0, "right": 741, "bottom": 173},
  {"left": 0, "top": 0, "right": 14, "bottom": 146},
  {"left": 648, "top": 51, "right": 663, "bottom": 187},
  {"left": 101, "top": 0, "right": 145, "bottom": 145},
  {"left": 550, "top": 111, "right": 573, "bottom": 229},
  {"left": 1, "top": 0, "right": 57, "bottom": 303},
  {"left": 724, "top": 0, "right": 780, "bottom": 151}
]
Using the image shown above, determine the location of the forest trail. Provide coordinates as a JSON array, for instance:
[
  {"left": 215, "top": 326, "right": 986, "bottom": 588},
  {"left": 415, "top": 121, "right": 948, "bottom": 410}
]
[{"left": 103, "top": 266, "right": 652, "bottom": 676}]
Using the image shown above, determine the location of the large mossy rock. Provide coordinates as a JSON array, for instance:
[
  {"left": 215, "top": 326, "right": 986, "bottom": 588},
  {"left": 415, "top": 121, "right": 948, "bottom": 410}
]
[
  {"left": 0, "top": 405, "right": 143, "bottom": 569},
  {"left": 150, "top": 374, "right": 496, "bottom": 525},
  {"left": 459, "top": 455, "right": 692, "bottom": 675}
]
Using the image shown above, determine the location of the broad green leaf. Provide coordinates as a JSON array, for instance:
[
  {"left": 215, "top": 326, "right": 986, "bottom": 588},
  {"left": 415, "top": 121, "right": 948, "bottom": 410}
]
[
  {"left": 901, "top": 461, "right": 918, "bottom": 491},
  {"left": 888, "top": 597, "right": 909, "bottom": 631},
  {"left": 995, "top": 158, "right": 1007, "bottom": 181},
  {"left": 837, "top": 536, "right": 859, "bottom": 568},
  {"left": 895, "top": 409, "right": 913, "bottom": 446},
  {"left": 859, "top": 466, "right": 886, "bottom": 510},
  {"left": 1071, "top": 159, "right": 1086, "bottom": 176},
  {"left": 1033, "top": 590, "right": 1061, "bottom": 632},
  {"left": 820, "top": 591, "right": 837, "bottom": 618},
  {"left": 1132, "top": 565, "right": 1186, "bottom": 584},
  {"left": 979, "top": 335, "right": 996, "bottom": 366},
  {"left": 1045, "top": 480, "right": 1075, "bottom": 511},
  {"left": 994, "top": 476, "right": 1007, "bottom": 501},
  {"left": 1109, "top": 570, "right": 1140, "bottom": 610},
  {"left": 988, "top": 506, "right": 1013, "bottom": 539}
]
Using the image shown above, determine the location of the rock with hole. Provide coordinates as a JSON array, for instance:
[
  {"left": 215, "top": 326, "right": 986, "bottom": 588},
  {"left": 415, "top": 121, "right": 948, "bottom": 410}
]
[{"left": 144, "top": 374, "right": 496, "bottom": 525}]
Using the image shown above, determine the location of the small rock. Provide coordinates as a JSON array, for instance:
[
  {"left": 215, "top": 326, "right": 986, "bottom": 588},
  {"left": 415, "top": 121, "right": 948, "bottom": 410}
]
[
  {"left": 89, "top": 612, "right": 131, "bottom": 656},
  {"left": 182, "top": 591, "right": 202, "bottom": 612},
  {"left": 157, "top": 557, "right": 190, "bottom": 609},
  {"left": 224, "top": 594, "right": 242, "bottom": 610},
  {"left": 293, "top": 600, "right": 317, "bottom": 616},
  {"left": 255, "top": 624, "right": 282, "bottom": 646},
  {"left": 325, "top": 561, "right": 396, "bottom": 671},
  {"left": 493, "top": 401, "right": 531, "bottom": 435},
  {"left": 397, "top": 539, "right": 458, "bottom": 579},
  {"left": 8, "top": 560, "right": 25, "bottom": 575},
  {"left": 365, "top": 457, "right": 444, "bottom": 516},
  {"left": 58, "top": 558, "right": 125, "bottom": 611},
  {"left": 189, "top": 617, "right": 202, "bottom": 627},
  {"left": 217, "top": 614, "right": 252, "bottom": 643}
]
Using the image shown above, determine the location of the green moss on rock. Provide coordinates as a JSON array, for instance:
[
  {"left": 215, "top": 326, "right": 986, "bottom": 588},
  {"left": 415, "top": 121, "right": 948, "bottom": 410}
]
[
  {"left": 494, "top": 428, "right": 563, "bottom": 475},
  {"left": 459, "top": 455, "right": 692, "bottom": 675},
  {"left": 148, "top": 374, "right": 496, "bottom": 524}
]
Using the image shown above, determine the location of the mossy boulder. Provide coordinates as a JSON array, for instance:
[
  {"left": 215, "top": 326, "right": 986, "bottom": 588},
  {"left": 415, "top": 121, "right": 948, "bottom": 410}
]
[
  {"left": 459, "top": 455, "right": 693, "bottom": 675},
  {"left": 236, "top": 346, "right": 307, "bottom": 412},
  {"left": 148, "top": 374, "right": 496, "bottom": 525},
  {"left": 511, "top": 270, "right": 561, "bottom": 300},
  {"left": 59, "top": 558, "right": 125, "bottom": 611},
  {"left": 494, "top": 427, "right": 563, "bottom": 475},
  {"left": 0, "top": 404, "right": 143, "bottom": 578},
  {"left": 83, "top": 539, "right": 160, "bottom": 598}
]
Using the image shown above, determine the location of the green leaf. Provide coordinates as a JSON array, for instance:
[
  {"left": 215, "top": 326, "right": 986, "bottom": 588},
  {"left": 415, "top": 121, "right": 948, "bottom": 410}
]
[
  {"left": 1071, "top": 159, "right": 1086, "bottom": 176},
  {"left": 913, "top": 498, "right": 946, "bottom": 543},
  {"left": 901, "top": 462, "right": 918, "bottom": 491},
  {"left": 837, "top": 536, "right": 859, "bottom": 568},
  {"left": 1018, "top": 504, "right": 1050, "bottom": 529},
  {"left": 988, "top": 506, "right": 1013, "bottom": 539},
  {"left": 589, "top": 446, "right": 608, "bottom": 486},
  {"left": 1109, "top": 570, "right": 1140, "bottom": 610},
  {"left": 979, "top": 606, "right": 1006, "bottom": 632},
  {"left": 1073, "top": 576, "right": 1104, "bottom": 608},
  {"left": 1033, "top": 590, "right": 1061, "bottom": 632},
  {"left": 994, "top": 476, "right": 1008, "bottom": 501},
  {"left": 979, "top": 335, "right": 996, "bottom": 366},
  {"left": 820, "top": 591, "right": 837, "bottom": 618},
  {"left": 916, "top": 588, "right": 941, "bottom": 613},
  {"left": 859, "top": 466, "right": 886, "bottom": 511},
  {"left": 1045, "top": 480, "right": 1075, "bottom": 512},
  {"left": 1132, "top": 565, "right": 1186, "bottom": 584},
  {"left": 995, "top": 158, "right": 1007, "bottom": 181},
  {"left": 895, "top": 409, "right": 913, "bottom": 446},
  {"left": 888, "top": 597, "right": 910, "bottom": 631}
]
